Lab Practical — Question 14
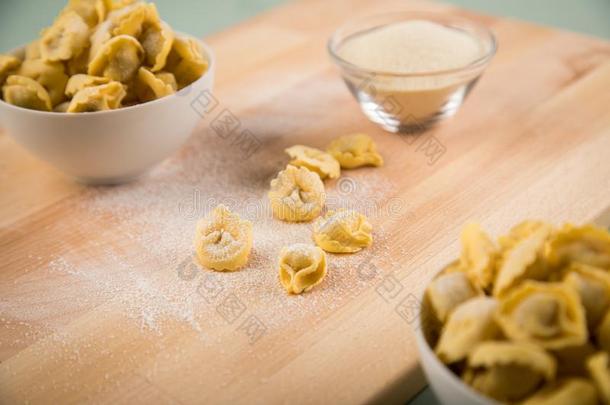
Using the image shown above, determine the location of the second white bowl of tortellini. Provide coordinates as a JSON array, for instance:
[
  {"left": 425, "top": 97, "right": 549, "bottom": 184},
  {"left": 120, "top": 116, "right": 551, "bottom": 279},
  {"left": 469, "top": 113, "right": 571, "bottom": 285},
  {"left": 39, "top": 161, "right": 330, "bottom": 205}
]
[{"left": 0, "top": 1, "right": 215, "bottom": 184}]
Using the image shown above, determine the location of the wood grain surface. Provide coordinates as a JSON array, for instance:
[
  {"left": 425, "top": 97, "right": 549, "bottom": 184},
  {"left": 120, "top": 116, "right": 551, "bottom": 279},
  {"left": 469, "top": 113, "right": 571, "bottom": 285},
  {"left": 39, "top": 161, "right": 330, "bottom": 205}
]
[{"left": 2, "top": 0, "right": 610, "bottom": 404}]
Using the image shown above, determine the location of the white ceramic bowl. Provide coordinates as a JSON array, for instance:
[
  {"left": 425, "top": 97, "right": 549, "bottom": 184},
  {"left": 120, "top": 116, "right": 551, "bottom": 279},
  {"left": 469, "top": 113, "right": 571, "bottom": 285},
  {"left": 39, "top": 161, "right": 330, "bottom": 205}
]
[
  {"left": 0, "top": 37, "right": 215, "bottom": 185},
  {"left": 415, "top": 275, "right": 497, "bottom": 405}
]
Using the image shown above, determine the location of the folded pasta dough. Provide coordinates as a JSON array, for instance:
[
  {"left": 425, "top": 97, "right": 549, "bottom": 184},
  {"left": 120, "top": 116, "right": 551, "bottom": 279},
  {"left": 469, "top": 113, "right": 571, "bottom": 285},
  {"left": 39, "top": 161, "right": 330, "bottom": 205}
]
[
  {"left": 459, "top": 223, "right": 497, "bottom": 290},
  {"left": 435, "top": 296, "right": 499, "bottom": 364},
  {"left": 587, "top": 352, "right": 610, "bottom": 405},
  {"left": 426, "top": 271, "right": 480, "bottom": 323},
  {"left": 463, "top": 341, "right": 556, "bottom": 402},
  {"left": 496, "top": 281, "right": 587, "bottom": 349},
  {"left": 563, "top": 263, "right": 610, "bottom": 329},
  {"left": 498, "top": 220, "right": 555, "bottom": 251},
  {"left": 597, "top": 309, "right": 610, "bottom": 352},
  {"left": 493, "top": 226, "right": 551, "bottom": 297},
  {"left": 522, "top": 378, "right": 598, "bottom": 405},
  {"left": 546, "top": 224, "right": 610, "bottom": 269}
]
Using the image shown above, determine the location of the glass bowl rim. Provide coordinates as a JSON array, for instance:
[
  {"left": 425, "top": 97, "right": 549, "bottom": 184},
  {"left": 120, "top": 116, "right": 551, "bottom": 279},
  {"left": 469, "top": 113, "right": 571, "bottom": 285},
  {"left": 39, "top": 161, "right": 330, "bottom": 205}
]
[{"left": 327, "top": 11, "right": 498, "bottom": 78}]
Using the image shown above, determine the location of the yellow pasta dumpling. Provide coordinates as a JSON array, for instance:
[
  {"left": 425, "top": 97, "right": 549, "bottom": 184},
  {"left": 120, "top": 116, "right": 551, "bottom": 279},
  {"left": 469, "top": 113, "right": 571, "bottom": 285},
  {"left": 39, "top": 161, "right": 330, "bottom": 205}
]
[
  {"left": 435, "top": 296, "right": 500, "bottom": 364},
  {"left": 463, "top": 341, "right": 556, "bottom": 402},
  {"left": 496, "top": 281, "right": 587, "bottom": 350},
  {"left": 65, "top": 73, "right": 110, "bottom": 97},
  {"left": 140, "top": 19, "right": 174, "bottom": 71},
  {"left": 2, "top": 75, "right": 52, "bottom": 111},
  {"left": 493, "top": 226, "right": 552, "bottom": 297},
  {"left": 285, "top": 145, "right": 340, "bottom": 180},
  {"left": 313, "top": 209, "right": 372, "bottom": 253},
  {"left": 24, "top": 40, "right": 42, "bottom": 60},
  {"left": 0, "top": 54, "right": 21, "bottom": 86},
  {"left": 107, "top": 2, "right": 157, "bottom": 37},
  {"left": 459, "top": 223, "right": 497, "bottom": 290},
  {"left": 587, "top": 352, "right": 610, "bottom": 404},
  {"left": 268, "top": 165, "right": 325, "bottom": 222},
  {"left": 563, "top": 263, "right": 610, "bottom": 329},
  {"left": 498, "top": 220, "right": 555, "bottom": 251},
  {"left": 134, "top": 67, "right": 176, "bottom": 102},
  {"left": 102, "top": 0, "right": 136, "bottom": 11},
  {"left": 522, "top": 378, "right": 598, "bottom": 405},
  {"left": 426, "top": 271, "right": 481, "bottom": 323},
  {"left": 54, "top": 101, "right": 71, "bottom": 112},
  {"left": 165, "top": 36, "right": 208, "bottom": 89},
  {"left": 194, "top": 204, "right": 253, "bottom": 272},
  {"left": 61, "top": 0, "right": 106, "bottom": 28},
  {"left": 278, "top": 243, "right": 327, "bottom": 294},
  {"left": 67, "top": 81, "right": 125, "bottom": 112},
  {"left": 546, "top": 223, "right": 610, "bottom": 269},
  {"left": 88, "top": 35, "right": 144, "bottom": 82},
  {"left": 40, "top": 11, "right": 90, "bottom": 62},
  {"left": 18, "top": 59, "right": 69, "bottom": 106},
  {"left": 326, "top": 133, "right": 383, "bottom": 169}
]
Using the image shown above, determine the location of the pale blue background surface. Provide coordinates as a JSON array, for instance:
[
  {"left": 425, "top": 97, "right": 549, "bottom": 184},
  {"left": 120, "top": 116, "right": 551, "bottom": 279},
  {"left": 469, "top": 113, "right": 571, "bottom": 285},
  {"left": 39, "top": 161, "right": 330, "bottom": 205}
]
[{"left": 1, "top": 1, "right": 608, "bottom": 404}]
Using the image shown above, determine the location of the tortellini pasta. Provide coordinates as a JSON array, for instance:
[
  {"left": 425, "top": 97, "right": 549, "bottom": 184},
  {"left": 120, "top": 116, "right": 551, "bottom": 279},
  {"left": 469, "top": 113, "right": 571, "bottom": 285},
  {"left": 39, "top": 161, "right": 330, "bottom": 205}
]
[
  {"left": 268, "top": 165, "right": 325, "bottom": 222},
  {"left": 459, "top": 223, "right": 497, "bottom": 290},
  {"left": 278, "top": 243, "right": 327, "bottom": 294},
  {"left": 40, "top": 11, "right": 90, "bottom": 62},
  {"left": 67, "top": 81, "right": 125, "bottom": 112},
  {"left": 0, "top": 55, "right": 21, "bottom": 86},
  {"left": 312, "top": 209, "right": 372, "bottom": 253},
  {"left": 493, "top": 225, "right": 551, "bottom": 296},
  {"left": 426, "top": 271, "right": 480, "bottom": 323},
  {"left": 0, "top": 0, "right": 208, "bottom": 112},
  {"left": 522, "top": 379, "right": 598, "bottom": 405},
  {"left": 463, "top": 341, "right": 556, "bottom": 402},
  {"left": 194, "top": 205, "right": 253, "bottom": 272},
  {"left": 326, "top": 133, "right": 384, "bottom": 169},
  {"left": 425, "top": 220, "right": 610, "bottom": 404},
  {"left": 435, "top": 296, "right": 500, "bottom": 364},
  {"left": 587, "top": 352, "right": 610, "bottom": 404},
  {"left": 18, "top": 59, "right": 69, "bottom": 106},
  {"left": 2, "top": 75, "right": 52, "bottom": 111},
  {"left": 165, "top": 36, "right": 208, "bottom": 89},
  {"left": 134, "top": 67, "right": 176, "bottom": 102},
  {"left": 65, "top": 73, "right": 110, "bottom": 97},
  {"left": 88, "top": 35, "right": 144, "bottom": 82},
  {"left": 285, "top": 145, "right": 341, "bottom": 180}
]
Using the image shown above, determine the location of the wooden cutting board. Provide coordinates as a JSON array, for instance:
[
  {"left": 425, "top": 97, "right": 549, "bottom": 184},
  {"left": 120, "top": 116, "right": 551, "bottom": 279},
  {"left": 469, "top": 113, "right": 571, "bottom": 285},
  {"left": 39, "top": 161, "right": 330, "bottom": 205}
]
[{"left": 2, "top": 0, "right": 610, "bottom": 403}]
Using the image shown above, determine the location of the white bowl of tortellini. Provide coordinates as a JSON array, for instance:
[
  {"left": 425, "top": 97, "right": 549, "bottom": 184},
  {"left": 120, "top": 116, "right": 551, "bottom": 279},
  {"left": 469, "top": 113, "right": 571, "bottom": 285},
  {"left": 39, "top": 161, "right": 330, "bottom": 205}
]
[
  {"left": 416, "top": 221, "right": 610, "bottom": 405},
  {"left": 0, "top": 0, "right": 214, "bottom": 184}
]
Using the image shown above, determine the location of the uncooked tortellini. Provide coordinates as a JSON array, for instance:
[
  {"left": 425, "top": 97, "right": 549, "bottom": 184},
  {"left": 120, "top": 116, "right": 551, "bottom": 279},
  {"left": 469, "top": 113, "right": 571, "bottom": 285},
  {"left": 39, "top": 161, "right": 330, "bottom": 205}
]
[
  {"left": 134, "top": 67, "right": 176, "bottom": 102},
  {"left": 194, "top": 205, "right": 253, "bottom": 272},
  {"left": 312, "top": 209, "right": 372, "bottom": 253},
  {"left": 435, "top": 296, "right": 500, "bottom": 364},
  {"left": 0, "top": 55, "right": 21, "bottom": 85},
  {"left": 546, "top": 223, "right": 610, "bottom": 269},
  {"left": 88, "top": 35, "right": 144, "bottom": 83},
  {"left": 40, "top": 11, "right": 90, "bottom": 62},
  {"left": 459, "top": 223, "right": 497, "bottom": 290},
  {"left": 587, "top": 351, "right": 610, "bottom": 404},
  {"left": 65, "top": 74, "right": 110, "bottom": 97},
  {"left": 61, "top": 0, "right": 106, "bottom": 27},
  {"left": 2, "top": 75, "right": 52, "bottom": 111},
  {"left": 278, "top": 243, "right": 327, "bottom": 294},
  {"left": 426, "top": 271, "right": 480, "bottom": 323},
  {"left": 494, "top": 225, "right": 551, "bottom": 296},
  {"left": 463, "top": 341, "right": 556, "bottom": 402},
  {"left": 285, "top": 145, "right": 340, "bottom": 180},
  {"left": 522, "top": 378, "right": 598, "bottom": 405},
  {"left": 496, "top": 281, "right": 587, "bottom": 349},
  {"left": 326, "top": 133, "right": 383, "bottom": 169},
  {"left": 140, "top": 20, "right": 174, "bottom": 71},
  {"left": 268, "top": 165, "right": 325, "bottom": 222},
  {"left": 563, "top": 262, "right": 610, "bottom": 329},
  {"left": 67, "top": 81, "right": 125, "bottom": 112},
  {"left": 18, "top": 59, "right": 69, "bottom": 106},
  {"left": 165, "top": 36, "right": 208, "bottom": 89}
]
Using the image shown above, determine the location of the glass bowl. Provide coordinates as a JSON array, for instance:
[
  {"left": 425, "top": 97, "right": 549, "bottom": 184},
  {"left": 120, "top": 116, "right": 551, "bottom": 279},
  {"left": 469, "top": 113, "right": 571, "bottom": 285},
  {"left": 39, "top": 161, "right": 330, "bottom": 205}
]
[{"left": 328, "top": 12, "right": 497, "bottom": 134}]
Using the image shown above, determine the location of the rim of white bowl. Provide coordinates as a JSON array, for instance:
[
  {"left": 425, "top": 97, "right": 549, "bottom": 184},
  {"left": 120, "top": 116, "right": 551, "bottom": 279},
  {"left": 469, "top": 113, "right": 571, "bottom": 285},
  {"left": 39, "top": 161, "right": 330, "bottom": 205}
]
[
  {"left": 0, "top": 33, "right": 215, "bottom": 117},
  {"left": 328, "top": 11, "right": 497, "bottom": 78}
]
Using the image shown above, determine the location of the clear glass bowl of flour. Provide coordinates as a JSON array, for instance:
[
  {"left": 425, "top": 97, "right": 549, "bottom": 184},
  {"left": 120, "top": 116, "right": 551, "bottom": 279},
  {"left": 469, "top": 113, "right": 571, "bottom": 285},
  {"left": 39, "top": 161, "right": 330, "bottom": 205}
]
[{"left": 328, "top": 12, "right": 496, "bottom": 134}]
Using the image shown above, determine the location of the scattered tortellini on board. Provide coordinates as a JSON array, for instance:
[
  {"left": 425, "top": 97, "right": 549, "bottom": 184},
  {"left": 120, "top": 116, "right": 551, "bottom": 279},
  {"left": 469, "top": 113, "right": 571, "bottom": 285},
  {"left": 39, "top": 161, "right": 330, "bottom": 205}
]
[
  {"left": 313, "top": 209, "right": 373, "bottom": 253},
  {"left": 278, "top": 243, "right": 327, "bottom": 294},
  {"left": 194, "top": 204, "right": 253, "bottom": 272},
  {"left": 424, "top": 220, "right": 610, "bottom": 404},
  {"left": 0, "top": 0, "right": 209, "bottom": 112},
  {"left": 268, "top": 165, "right": 326, "bottom": 223}
]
